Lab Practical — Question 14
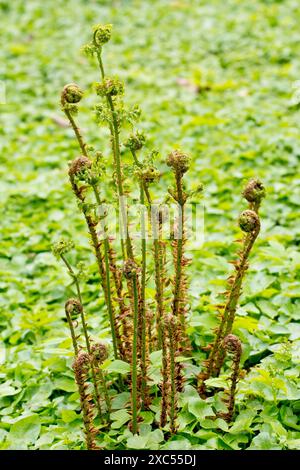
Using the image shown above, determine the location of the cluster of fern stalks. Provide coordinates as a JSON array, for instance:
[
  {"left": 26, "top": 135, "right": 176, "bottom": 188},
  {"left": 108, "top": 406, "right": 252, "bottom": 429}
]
[{"left": 52, "top": 24, "right": 266, "bottom": 449}]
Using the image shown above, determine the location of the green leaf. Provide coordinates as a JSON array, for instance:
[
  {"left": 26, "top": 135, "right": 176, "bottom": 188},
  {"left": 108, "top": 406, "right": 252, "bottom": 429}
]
[
  {"left": 229, "top": 409, "right": 256, "bottom": 434},
  {"left": 111, "top": 392, "right": 130, "bottom": 410},
  {"left": 280, "top": 406, "right": 300, "bottom": 431},
  {"left": 162, "top": 438, "right": 192, "bottom": 450},
  {"left": 126, "top": 435, "right": 149, "bottom": 449},
  {"left": 204, "top": 377, "right": 228, "bottom": 389},
  {"left": 148, "top": 429, "right": 164, "bottom": 445},
  {"left": 0, "top": 382, "right": 21, "bottom": 397},
  {"left": 111, "top": 409, "right": 131, "bottom": 429},
  {"left": 140, "top": 411, "right": 154, "bottom": 424},
  {"left": 249, "top": 432, "right": 282, "bottom": 450}
]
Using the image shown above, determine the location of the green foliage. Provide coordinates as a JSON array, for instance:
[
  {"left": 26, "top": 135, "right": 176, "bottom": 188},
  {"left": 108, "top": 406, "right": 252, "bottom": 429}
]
[{"left": 1, "top": 0, "right": 300, "bottom": 450}]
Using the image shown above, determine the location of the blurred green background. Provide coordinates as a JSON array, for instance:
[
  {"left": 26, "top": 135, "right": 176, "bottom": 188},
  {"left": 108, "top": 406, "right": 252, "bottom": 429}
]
[{"left": 0, "top": 0, "right": 299, "bottom": 449}]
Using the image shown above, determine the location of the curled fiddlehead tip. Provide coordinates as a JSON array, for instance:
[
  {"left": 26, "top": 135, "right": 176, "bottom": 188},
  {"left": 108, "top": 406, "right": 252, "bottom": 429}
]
[
  {"left": 52, "top": 238, "right": 74, "bottom": 259},
  {"left": 124, "top": 131, "right": 146, "bottom": 152},
  {"left": 90, "top": 342, "right": 109, "bottom": 364},
  {"left": 166, "top": 149, "right": 190, "bottom": 175},
  {"left": 222, "top": 334, "right": 242, "bottom": 355},
  {"left": 93, "top": 23, "right": 113, "bottom": 47},
  {"left": 95, "top": 78, "right": 124, "bottom": 97},
  {"left": 242, "top": 178, "right": 265, "bottom": 204},
  {"left": 68, "top": 155, "right": 92, "bottom": 177},
  {"left": 65, "top": 298, "right": 83, "bottom": 316},
  {"left": 61, "top": 83, "right": 84, "bottom": 105},
  {"left": 123, "top": 259, "right": 139, "bottom": 279},
  {"left": 238, "top": 209, "right": 260, "bottom": 233}
]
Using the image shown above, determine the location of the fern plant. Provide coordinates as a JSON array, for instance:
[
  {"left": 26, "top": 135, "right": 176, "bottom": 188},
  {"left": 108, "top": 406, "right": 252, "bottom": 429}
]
[{"left": 52, "top": 24, "right": 265, "bottom": 448}]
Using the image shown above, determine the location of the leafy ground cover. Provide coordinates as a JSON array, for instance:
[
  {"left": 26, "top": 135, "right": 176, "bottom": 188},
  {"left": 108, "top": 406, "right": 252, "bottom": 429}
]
[{"left": 0, "top": 0, "right": 300, "bottom": 450}]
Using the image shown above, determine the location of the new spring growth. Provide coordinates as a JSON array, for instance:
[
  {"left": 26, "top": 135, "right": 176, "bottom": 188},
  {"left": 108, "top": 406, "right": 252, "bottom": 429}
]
[
  {"left": 222, "top": 334, "right": 242, "bottom": 422},
  {"left": 95, "top": 78, "right": 124, "bottom": 98},
  {"left": 123, "top": 259, "right": 140, "bottom": 434},
  {"left": 167, "top": 149, "right": 190, "bottom": 366},
  {"left": 242, "top": 178, "right": 265, "bottom": 208},
  {"left": 65, "top": 298, "right": 82, "bottom": 356},
  {"left": 164, "top": 313, "right": 179, "bottom": 434},
  {"left": 61, "top": 83, "right": 84, "bottom": 116},
  {"left": 199, "top": 179, "right": 264, "bottom": 394},
  {"left": 73, "top": 351, "right": 98, "bottom": 450},
  {"left": 90, "top": 342, "right": 111, "bottom": 418},
  {"left": 69, "top": 156, "right": 92, "bottom": 179},
  {"left": 52, "top": 238, "right": 74, "bottom": 259},
  {"left": 123, "top": 259, "right": 139, "bottom": 279},
  {"left": 60, "top": 83, "right": 88, "bottom": 156},
  {"left": 93, "top": 24, "right": 112, "bottom": 47},
  {"left": 66, "top": 297, "right": 83, "bottom": 316},
  {"left": 90, "top": 342, "right": 109, "bottom": 364},
  {"left": 82, "top": 24, "right": 112, "bottom": 57},
  {"left": 137, "top": 165, "right": 160, "bottom": 186},
  {"left": 54, "top": 23, "right": 270, "bottom": 442},
  {"left": 167, "top": 149, "right": 190, "bottom": 177},
  {"left": 62, "top": 83, "right": 84, "bottom": 104},
  {"left": 124, "top": 131, "right": 146, "bottom": 153},
  {"left": 238, "top": 209, "right": 260, "bottom": 233}
]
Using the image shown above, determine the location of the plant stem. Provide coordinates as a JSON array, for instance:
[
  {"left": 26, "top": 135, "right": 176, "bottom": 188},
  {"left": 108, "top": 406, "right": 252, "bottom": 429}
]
[
  {"left": 63, "top": 107, "right": 88, "bottom": 157},
  {"left": 64, "top": 110, "right": 119, "bottom": 362},
  {"left": 200, "top": 219, "right": 260, "bottom": 394},
  {"left": 220, "top": 335, "right": 242, "bottom": 422},
  {"left": 144, "top": 187, "right": 164, "bottom": 349},
  {"left": 96, "top": 51, "right": 133, "bottom": 260},
  {"left": 73, "top": 353, "right": 97, "bottom": 450},
  {"left": 167, "top": 315, "right": 177, "bottom": 434},
  {"left": 160, "top": 319, "right": 169, "bottom": 428},
  {"left": 213, "top": 227, "right": 260, "bottom": 375},
  {"left": 65, "top": 304, "right": 79, "bottom": 356},
  {"left": 60, "top": 255, "right": 104, "bottom": 422},
  {"left": 139, "top": 183, "right": 148, "bottom": 407},
  {"left": 172, "top": 175, "right": 185, "bottom": 329}
]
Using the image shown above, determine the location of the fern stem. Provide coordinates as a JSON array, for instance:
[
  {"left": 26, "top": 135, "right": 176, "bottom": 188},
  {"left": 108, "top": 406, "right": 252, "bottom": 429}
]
[
  {"left": 96, "top": 51, "right": 133, "bottom": 260},
  {"left": 60, "top": 256, "right": 104, "bottom": 421}
]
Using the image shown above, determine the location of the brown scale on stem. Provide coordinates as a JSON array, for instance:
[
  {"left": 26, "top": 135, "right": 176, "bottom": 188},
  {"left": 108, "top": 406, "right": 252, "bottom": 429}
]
[
  {"left": 107, "top": 240, "right": 130, "bottom": 361},
  {"left": 167, "top": 150, "right": 191, "bottom": 392},
  {"left": 160, "top": 320, "right": 170, "bottom": 428},
  {"left": 62, "top": 78, "right": 126, "bottom": 362},
  {"left": 65, "top": 296, "right": 104, "bottom": 423},
  {"left": 164, "top": 313, "right": 179, "bottom": 434},
  {"left": 68, "top": 158, "right": 123, "bottom": 360},
  {"left": 123, "top": 259, "right": 140, "bottom": 433},
  {"left": 126, "top": 138, "right": 159, "bottom": 407},
  {"left": 199, "top": 180, "right": 265, "bottom": 396}
]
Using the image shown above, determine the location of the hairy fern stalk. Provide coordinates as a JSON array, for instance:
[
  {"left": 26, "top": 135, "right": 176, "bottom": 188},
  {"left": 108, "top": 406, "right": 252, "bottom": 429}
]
[{"left": 52, "top": 24, "right": 266, "bottom": 448}]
